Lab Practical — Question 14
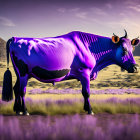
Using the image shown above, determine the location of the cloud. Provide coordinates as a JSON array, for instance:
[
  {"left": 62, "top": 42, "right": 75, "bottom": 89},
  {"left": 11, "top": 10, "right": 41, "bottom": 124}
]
[
  {"left": 69, "top": 8, "right": 87, "bottom": 19},
  {"left": 127, "top": 5, "right": 140, "bottom": 12},
  {"left": 91, "top": 7, "right": 108, "bottom": 16},
  {"left": 124, "top": 0, "right": 137, "bottom": 6},
  {"left": 57, "top": 8, "right": 66, "bottom": 13},
  {"left": 125, "top": 0, "right": 140, "bottom": 12},
  {"left": 57, "top": 7, "right": 88, "bottom": 20},
  {"left": 0, "top": 16, "right": 15, "bottom": 27},
  {"left": 57, "top": 7, "right": 87, "bottom": 20},
  {"left": 119, "top": 12, "right": 126, "bottom": 17},
  {"left": 106, "top": 3, "right": 112, "bottom": 9},
  {"left": 75, "top": 12, "right": 87, "bottom": 19},
  {"left": 74, "top": 7, "right": 108, "bottom": 21},
  {"left": 107, "top": 18, "right": 139, "bottom": 30},
  {"left": 69, "top": 8, "right": 80, "bottom": 12},
  {"left": 91, "top": 18, "right": 101, "bottom": 24}
]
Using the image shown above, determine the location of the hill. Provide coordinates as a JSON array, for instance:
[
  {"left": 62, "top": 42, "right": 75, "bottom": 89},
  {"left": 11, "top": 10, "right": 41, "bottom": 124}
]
[
  {"left": 133, "top": 44, "right": 140, "bottom": 56},
  {"left": 0, "top": 38, "right": 6, "bottom": 61}
]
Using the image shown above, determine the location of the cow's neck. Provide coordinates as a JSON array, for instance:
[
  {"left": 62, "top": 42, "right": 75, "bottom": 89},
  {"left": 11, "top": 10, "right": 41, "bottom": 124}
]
[
  {"left": 94, "top": 53, "right": 115, "bottom": 71},
  {"left": 87, "top": 35, "right": 116, "bottom": 76}
]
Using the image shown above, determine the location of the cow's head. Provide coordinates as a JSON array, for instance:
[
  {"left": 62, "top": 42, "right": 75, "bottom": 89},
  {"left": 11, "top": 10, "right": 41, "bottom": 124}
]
[{"left": 112, "top": 30, "right": 139, "bottom": 73}]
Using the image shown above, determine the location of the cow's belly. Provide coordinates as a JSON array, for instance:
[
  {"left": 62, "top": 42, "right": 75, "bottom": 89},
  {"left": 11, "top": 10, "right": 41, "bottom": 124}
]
[
  {"left": 31, "top": 66, "right": 71, "bottom": 82},
  {"left": 10, "top": 41, "right": 75, "bottom": 81},
  {"left": 27, "top": 51, "right": 73, "bottom": 81}
]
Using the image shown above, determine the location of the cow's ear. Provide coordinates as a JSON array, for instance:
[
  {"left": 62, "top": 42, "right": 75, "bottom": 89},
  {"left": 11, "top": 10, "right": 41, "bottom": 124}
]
[
  {"left": 131, "top": 38, "right": 139, "bottom": 46},
  {"left": 112, "top": 35, "right": 120, "bottom": 44}
]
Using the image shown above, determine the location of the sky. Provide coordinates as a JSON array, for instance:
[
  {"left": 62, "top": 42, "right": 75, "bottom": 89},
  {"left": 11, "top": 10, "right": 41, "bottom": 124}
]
[{"left": 0, "top": 0, "right": 140, "bottom": 41}]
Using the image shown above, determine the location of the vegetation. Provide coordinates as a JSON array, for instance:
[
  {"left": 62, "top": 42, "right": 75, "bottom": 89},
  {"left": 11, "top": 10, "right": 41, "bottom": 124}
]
[
  {"left": 0, "top": 114, "right": 140, "bottom": 140},
  {"left": 1, "top": 94, "right": 140, "bottom": 115}
]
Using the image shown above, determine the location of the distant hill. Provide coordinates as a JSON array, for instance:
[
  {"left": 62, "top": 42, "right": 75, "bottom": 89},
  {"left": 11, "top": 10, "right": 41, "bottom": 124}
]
[
  {"left": 0, "top": 38, "right": 6, "bottom": 61},
  {"left": 133, "top": 44, "right": 140, "bottom": 56}
]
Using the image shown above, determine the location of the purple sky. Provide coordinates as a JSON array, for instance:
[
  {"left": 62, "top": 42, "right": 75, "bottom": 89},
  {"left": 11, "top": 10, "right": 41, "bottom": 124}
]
[{"left": 0, "top": 0, "right": 140, "bottom": 41}]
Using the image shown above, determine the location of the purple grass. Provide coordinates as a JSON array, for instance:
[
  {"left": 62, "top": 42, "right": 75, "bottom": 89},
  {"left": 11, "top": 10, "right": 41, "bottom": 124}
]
[
  {"left": 0, "top": 116, "right": 22, "bottom": 140},
  {"left": 27, "top": 88, "right": 140, "bottom": 94},
  {"left": 0, "top": 87, "right": 140, "bottom": 94},
  {"left": 0, "top": 115, "right": 140, "bottom": 140},
  {"left": 1, "top": 97, "right": 140, "bottom": 107}
]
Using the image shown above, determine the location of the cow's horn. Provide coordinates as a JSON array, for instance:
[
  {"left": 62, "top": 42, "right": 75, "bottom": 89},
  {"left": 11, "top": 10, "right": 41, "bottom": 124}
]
[
  {"left": 123, "top": 29, "right": 128, "bottom": 38},
  {"left": 113, "top": 33, "right": 117, "bottom": 36}
]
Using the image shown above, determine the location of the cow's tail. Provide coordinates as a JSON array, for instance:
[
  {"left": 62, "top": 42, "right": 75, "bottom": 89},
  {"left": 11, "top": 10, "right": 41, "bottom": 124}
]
[{"left": 2, "top": 38, "right": 14, "bottom": 101}]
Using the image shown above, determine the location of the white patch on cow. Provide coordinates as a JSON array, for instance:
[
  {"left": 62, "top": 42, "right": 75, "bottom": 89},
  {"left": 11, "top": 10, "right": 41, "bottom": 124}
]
[
  {"left": 123, "top": 43, "right": 128, "bottom": 50},
  {"left": 17, "top": 39, "right": 28, "bottom": 45},
  {"left": 34, "top": 38, "right": 68, "bottom": 51},
  {"left": 18, "top": 45, "right": 22, "bottom": 48},
  {"left": 28, "top": 40, "right": 37, "bottom": 56},
  {"left": 43, "top": 38, "right": 65, "bottom": 46},
  {"left": 34, "top": 38, "right": 59, "bottom": 48},
  {"left": 34, "top": 39, "right": 47, "bottom": 45}
]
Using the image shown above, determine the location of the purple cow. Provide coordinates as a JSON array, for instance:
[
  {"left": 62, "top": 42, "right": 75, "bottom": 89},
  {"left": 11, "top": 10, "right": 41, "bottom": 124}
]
[{"left": 2, "top": 30, "right": 139, "bottom": 115}]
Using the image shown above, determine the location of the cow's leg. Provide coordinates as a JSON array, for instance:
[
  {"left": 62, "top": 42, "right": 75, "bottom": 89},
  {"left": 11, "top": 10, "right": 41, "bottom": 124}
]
[
  {"left": 20, "top": 75, "right": 29, "bottom": 115},
  {"left": 13, "top": 78, "right": 22, "bottom": 115},
  {"left": 80, "top": 72, "right": 94, "bottom": 115},
  {"left": 11, "top": 52, "right": 29, "bottom": 115},
  {"left": 13, "top": 75, "right": 29, "bottom": 115}
]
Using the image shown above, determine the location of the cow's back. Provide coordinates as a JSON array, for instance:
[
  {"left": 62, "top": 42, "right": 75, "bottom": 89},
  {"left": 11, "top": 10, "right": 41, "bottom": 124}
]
[{"left": 10, "top": 36, "right": 76, "bottom": 72}]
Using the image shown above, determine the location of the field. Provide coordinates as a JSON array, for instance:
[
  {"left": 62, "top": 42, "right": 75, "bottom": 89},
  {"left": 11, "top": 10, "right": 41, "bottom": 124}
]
[{"left": 0, "top": 57, "right": 140, "bottom": 140}]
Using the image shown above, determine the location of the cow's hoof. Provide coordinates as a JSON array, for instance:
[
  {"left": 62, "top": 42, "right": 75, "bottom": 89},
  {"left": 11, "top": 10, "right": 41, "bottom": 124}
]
[
  {"left": 23, "top": 111, "right": 30, "bottom": 116},
  {"left": 16, "top": 111, "right": 23, "bottom": 115},
  {"left": 88, "top": 111, "right": 94, "bottom": 115}
]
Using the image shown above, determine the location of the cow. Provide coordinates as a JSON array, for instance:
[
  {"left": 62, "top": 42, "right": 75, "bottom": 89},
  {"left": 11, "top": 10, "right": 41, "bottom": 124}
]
[{"left": 2, "top": 30, "right": 140, "bottom": 115}]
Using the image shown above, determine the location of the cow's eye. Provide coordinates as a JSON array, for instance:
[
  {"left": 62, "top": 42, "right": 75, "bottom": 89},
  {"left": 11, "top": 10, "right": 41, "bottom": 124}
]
[{"left": 123, "top": 48, "right": 128, "bottom": 55}]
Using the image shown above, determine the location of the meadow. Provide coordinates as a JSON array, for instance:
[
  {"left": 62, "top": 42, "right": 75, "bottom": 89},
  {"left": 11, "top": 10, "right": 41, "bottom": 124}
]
[
  {"left": 0, "top": 57, "right": 140, "bottom": 140},
  {"left": 0, "top": 114, "right": 140, "bottom": 140}
]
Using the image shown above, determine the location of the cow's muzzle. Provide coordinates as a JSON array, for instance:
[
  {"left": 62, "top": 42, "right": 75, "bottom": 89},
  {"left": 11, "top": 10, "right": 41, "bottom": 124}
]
[{"left": 128, "top": 64, "right": 139, "bottom": 73}]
